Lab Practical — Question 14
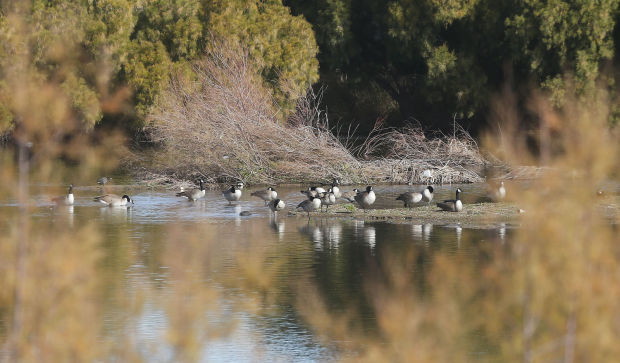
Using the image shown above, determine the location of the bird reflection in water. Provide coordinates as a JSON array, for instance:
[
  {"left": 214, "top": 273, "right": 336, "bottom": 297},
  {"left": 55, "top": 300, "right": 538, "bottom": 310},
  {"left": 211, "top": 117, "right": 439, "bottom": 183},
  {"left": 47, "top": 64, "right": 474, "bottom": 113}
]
[
  {"left": 364, "top": 226, "right": 376, "bottom": 251},
  {"left": 321, "top": 221, "right": 342, "bottom": 250},
  {"left": 423, "top": 224, "right": 433, "bottom": 247},
  {"left": 411, "top": 224, "right": 423, "bottom": 241},
  {"left": 298, "top": 223, "right": 323, "bottom": 250},
  {"left": 269, "top": 219, "right": 286, "bottom": 240},
  {"left": 498, "top": 223, "right": 506, "bottom": 244}
]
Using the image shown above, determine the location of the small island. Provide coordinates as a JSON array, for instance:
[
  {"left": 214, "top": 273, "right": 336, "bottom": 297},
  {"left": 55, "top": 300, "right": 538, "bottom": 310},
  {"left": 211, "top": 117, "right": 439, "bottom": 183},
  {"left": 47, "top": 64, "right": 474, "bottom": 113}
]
[{"left": 289, "top": 202, "right": 522, "bottom": 227}]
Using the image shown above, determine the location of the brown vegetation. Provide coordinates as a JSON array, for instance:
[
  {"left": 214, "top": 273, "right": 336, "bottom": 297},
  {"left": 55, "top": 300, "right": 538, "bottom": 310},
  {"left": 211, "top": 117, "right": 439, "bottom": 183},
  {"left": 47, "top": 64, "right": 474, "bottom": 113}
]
[
  {"left": 136, "top": 42, "right": 485, "bottom": 186},
  {"left": 292, "top": 87, "right": 620, "bottom": 361}
]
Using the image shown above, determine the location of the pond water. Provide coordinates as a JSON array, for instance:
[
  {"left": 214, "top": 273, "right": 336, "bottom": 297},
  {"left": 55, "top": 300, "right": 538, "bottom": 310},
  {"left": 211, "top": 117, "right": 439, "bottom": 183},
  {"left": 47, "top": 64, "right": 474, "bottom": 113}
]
[{"left": 1, "top": 183, "right": 515, "bottom": 361}]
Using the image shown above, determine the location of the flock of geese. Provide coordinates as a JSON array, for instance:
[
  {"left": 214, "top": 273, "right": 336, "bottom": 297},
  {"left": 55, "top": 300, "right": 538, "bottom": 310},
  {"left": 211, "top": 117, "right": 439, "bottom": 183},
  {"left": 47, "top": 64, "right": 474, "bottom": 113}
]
[{"left": 52, "top": 177, "right": 508, "bottom": 219}]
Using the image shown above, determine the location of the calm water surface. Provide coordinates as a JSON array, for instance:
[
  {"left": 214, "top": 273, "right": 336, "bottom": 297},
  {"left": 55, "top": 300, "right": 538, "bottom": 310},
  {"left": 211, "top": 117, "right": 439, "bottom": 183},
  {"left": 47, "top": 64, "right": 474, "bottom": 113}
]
[{"left": 1, "top": 183, "right": 515, "bottom": 361}]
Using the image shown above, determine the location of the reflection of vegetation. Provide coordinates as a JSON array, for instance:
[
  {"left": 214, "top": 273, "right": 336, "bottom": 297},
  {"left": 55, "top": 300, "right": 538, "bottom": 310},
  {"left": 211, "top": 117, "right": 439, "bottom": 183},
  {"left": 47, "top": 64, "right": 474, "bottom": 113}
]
[
  {"left": 0, "top": 1, "right": 619, "bottom": 361},
  {"left": 294, "top": 88, "right": 620, "bottom": 361}
]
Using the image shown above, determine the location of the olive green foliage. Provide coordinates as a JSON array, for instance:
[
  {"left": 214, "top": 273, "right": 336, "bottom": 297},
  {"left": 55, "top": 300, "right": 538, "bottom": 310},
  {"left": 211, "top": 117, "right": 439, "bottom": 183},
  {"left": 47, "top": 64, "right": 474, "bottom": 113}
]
[
  {"left": 506, "top": 0, "right": 619, "bottom": 104},
  {"left": 0, "top": 1, "right": 101, "bottom": 131},
  {"left": 286, "top": 0, "right": 620, "bottom": 131},
  {"left": 206, "top": 0, "right": 319, "bottom": 115},
  {"left": 0, "top": 0, "right": 320, "bottom": 133}
]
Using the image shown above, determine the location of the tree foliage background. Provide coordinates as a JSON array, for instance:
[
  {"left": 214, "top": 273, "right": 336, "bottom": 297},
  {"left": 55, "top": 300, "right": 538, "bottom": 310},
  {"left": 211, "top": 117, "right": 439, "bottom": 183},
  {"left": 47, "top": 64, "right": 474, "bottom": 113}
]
[
  {"left": 0, "top": 0, "right": 317, "bottom": 134},
  {"left": 0, "top": 0, "right": 619, "bottom": 136},
  {"left": 286, "top": 0, "right": 620, "bottom": 132}
]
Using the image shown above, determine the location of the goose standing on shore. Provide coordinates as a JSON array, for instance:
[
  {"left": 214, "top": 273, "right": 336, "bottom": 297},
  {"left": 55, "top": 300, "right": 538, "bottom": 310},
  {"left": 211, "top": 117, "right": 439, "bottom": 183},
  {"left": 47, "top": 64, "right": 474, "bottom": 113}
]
[
  {"left": 222, "top": 183, "right": 243, "bottom": 204},
  {"left": 354, "top": 186, "right": 376, "bottom": 212},
  {"left": 396, "top": 190, "right": 422, "bottom": 208},
  {"left": 496, "top": 181, "right": 506, "bottom": 200},
  {"left": 268, "top": 198, "right": 286, "bottom": 217},
  {"left": 330, "top": 179, "right": 342, "bottom": 199},
  {"left": 302, "top": 186, "right": 326, "bottom": 199},
  {"left": 422, "top": 186, "right": 434, "bottom": 205},
  {"left": 437, "top": 188, "right": 463, "bottom": 212},
  {"left": 52, "top": 184, "right": 74, "bottom": 206},
  {"left": 297, "top": 195, "right": 321, "bottom": 220},
  {"left": 251, "top": 187, "right": 277, "bottom": 205},
  {"left": 94, "top": 194, "right": 133, "bottom": 207},
  {"left": 342, "top": 189, "right": 360, "bottom": 203},
  {"left": 176, "top": 179, "right": 206, "bottom": 201},
  {"left": 320, "top": 189, "right": 337, "bottom": 212}
]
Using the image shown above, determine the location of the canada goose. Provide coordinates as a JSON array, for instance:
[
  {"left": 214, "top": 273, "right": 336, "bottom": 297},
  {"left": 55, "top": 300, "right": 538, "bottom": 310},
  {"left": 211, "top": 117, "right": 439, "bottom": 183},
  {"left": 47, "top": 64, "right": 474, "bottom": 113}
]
[
  {"left": 437, "top": 188, "right": 463, "bottom": 212},
  {"left": 94, "top": 194, "right": 133, "bottom": 206},
  {"left": 222, "top": 184, "right": 242, "bottom": 204},
  {"left": 320, "top": 189, "right": 337, "bottom": 212},
  {"left": 97, "top": 177, "right": 111, "bottom": 185},
  {"left": 176, "top": 179, "right": 205, "bottom": 201},
  {"left": 342, "top": 189, "right": 360, "bottom": 203},
  {"left": 354, "top": 186, "right": 376, "bottom": 212},
  {"left": 331, "top": 179, "right": 342, "bottom": 198},
  {"left": 396, "top": 191, "right": 422, "bottom": 208},
  {"left": 251, "top": 187, "right": 277, "bottom": 205},
  {"left": 268, "top": 198, "right": 286, "bottom": 216},
  {"left": 496, "top": 181, "right": 506, "bottom": 200},
  {"left": 52, "top": 184, "right": 74, "bottom": 206},
  {"left": 297, "top": 195, "right": 321, "bottom": 219},
  {"left": 301, "top": 186, "right": 326, "bottom": 198},
  {"left": 422, "top": 186, "right": 434, "bottom": 205},
  {"left": 310, "top": 186, "right": 326, "bottom": 194}
]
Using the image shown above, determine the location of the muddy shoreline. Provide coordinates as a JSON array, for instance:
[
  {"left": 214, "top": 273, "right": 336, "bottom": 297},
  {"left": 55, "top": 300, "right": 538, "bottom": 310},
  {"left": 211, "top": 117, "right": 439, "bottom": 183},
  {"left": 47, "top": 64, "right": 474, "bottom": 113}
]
[{"left": 287, "top": 202, "right": 523, "bottom": 227}]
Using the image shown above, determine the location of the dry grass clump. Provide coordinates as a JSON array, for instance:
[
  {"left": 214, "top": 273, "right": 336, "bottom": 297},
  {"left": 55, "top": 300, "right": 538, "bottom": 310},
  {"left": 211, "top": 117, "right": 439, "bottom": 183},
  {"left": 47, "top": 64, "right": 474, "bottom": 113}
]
[
  {"left": 352, "top": 121, "right": 485, "bottom": 184},
  {"left": 146, "top": 42, "right": 363, "bottom": 185}
]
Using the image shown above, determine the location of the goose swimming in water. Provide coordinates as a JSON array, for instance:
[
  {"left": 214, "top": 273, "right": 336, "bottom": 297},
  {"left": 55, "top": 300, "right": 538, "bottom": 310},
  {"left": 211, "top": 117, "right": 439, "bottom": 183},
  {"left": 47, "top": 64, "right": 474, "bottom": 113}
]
[
  {"left": 222, "top": 183, "right": 243, "bottom": 204},
  {"left": 251, "top": 187, "right": 277, "bottom": 205},
  {"left": 52, "top": 184, "right": 74, "bottom": 206},
  {"left": 354, "top": 186, "right": 376, "bottom": 212},
  {"left": 437, "top": 188, "right": 463, "bottom": 212},
  {"left": 297, "top": 195, "right": 321, "bottom": 219},
  {"left": 94, "top": 194, "right": 133, "bottom": 207},
  {"left": 176, "top": 179, "right": 205, "bottom": 201}
]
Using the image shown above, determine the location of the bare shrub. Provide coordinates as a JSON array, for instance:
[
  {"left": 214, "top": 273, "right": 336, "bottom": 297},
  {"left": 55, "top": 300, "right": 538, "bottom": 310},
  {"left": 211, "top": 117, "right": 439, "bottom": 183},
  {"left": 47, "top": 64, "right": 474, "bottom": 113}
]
[
  {"left": 144, "top": 41, "right": 485, "bottom": 186},
  {"left": 351, "top": 120, "right": 486, "bottom": 184},
  {"left": 146, "top": 41, "right": 363, "bottom": 185}
]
